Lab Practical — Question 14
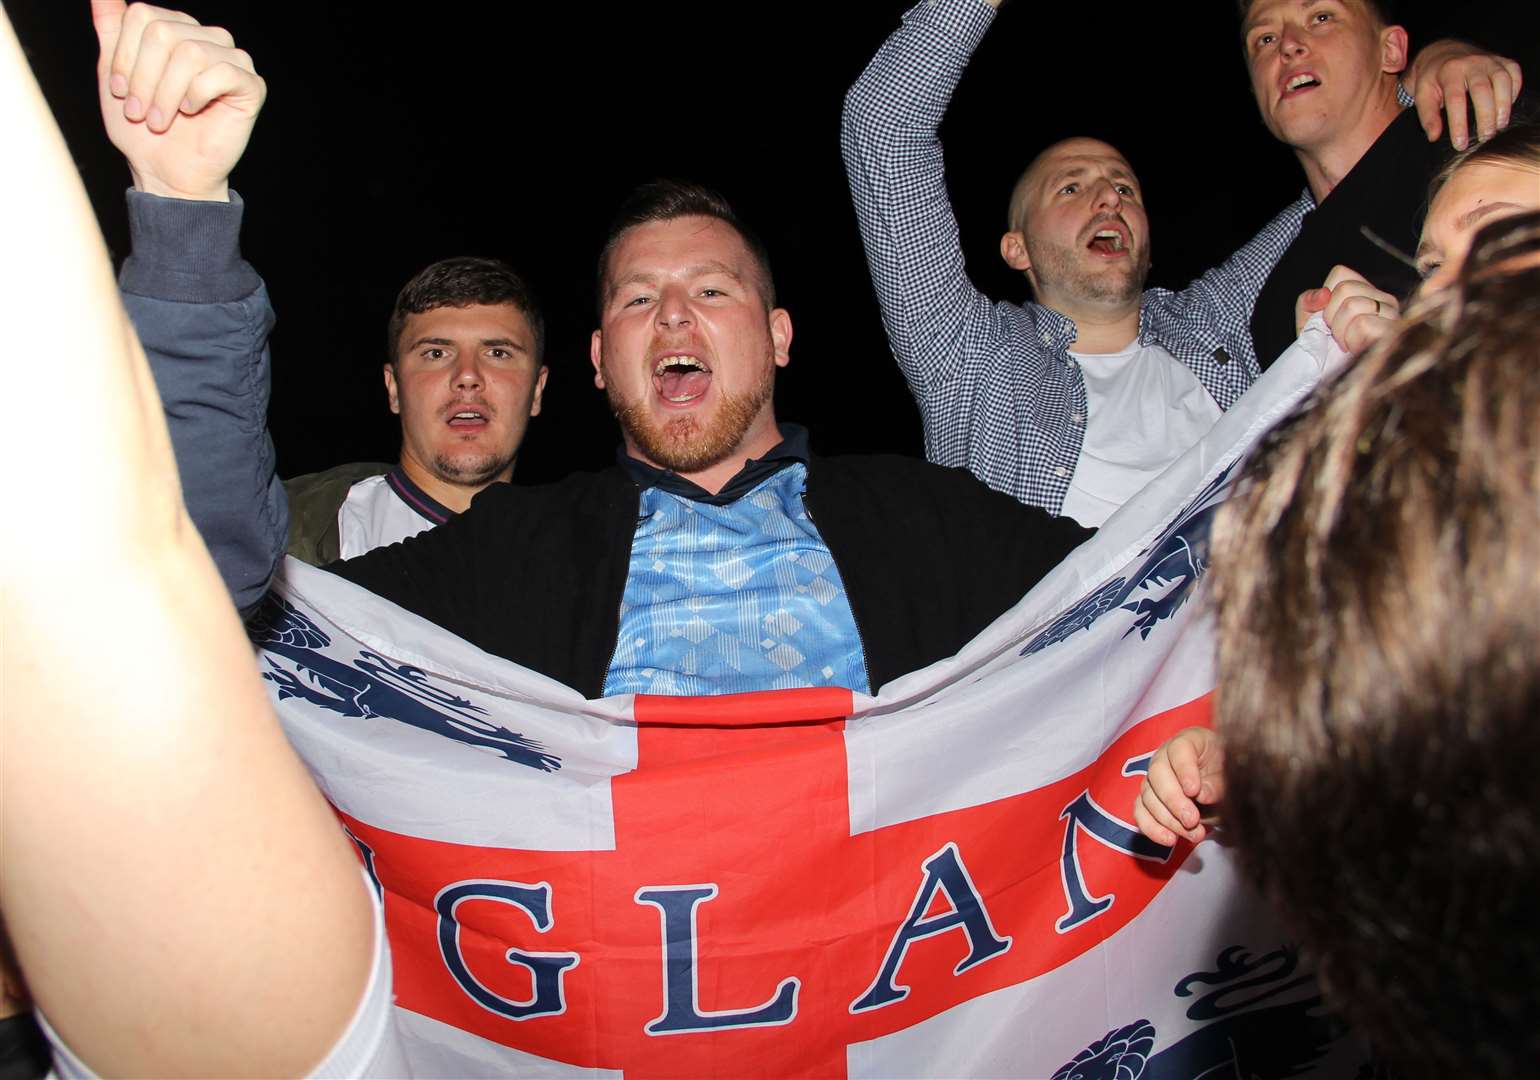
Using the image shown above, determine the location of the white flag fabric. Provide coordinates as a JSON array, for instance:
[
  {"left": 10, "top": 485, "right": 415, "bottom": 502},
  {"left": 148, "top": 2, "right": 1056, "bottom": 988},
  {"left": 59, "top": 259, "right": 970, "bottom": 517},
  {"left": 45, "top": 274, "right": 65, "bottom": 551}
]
[{"left": 253, "top": 320, "right": 1368, "bottom": 1078}]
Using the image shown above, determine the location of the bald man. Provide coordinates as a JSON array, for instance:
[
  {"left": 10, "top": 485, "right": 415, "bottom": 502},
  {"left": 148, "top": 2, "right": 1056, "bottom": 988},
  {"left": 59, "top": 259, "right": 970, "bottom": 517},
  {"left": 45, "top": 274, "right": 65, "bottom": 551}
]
[{"left": 843, "top": 0, "right": 1306, "bottom": 526}]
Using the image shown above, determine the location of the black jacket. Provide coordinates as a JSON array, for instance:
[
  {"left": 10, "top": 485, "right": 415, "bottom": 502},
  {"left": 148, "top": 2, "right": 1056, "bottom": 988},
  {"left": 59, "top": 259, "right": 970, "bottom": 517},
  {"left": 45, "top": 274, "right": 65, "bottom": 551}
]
[{"left": 330, "top": 454, "right": 1091, "bottom": 698}]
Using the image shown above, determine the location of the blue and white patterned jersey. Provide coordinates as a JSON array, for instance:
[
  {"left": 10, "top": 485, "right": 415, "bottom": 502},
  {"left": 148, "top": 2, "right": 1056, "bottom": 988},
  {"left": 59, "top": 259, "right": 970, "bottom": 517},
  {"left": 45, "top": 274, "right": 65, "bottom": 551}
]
[
  {"left": 604, "top": 462, "right": 869, "bottom": 697},
  {"left": 841, "top": 0, "right": 1311, "bottom": 514}
]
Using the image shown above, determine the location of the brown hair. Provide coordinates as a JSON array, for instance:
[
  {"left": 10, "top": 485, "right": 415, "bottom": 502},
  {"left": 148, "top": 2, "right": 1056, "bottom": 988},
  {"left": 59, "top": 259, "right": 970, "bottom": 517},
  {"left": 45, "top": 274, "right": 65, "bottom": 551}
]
[
  {"left": 1426, "top": 117, "right": 1540, "bottom": 206},
  {"left": 386, "top": 256, "right": 545, "bottom": 366},
  {"left": 1210, "top": 212, "right": 1540, "bottom": 1076},
  {"left": 595, "top": 179, "right": 776, "bottom": 316}
]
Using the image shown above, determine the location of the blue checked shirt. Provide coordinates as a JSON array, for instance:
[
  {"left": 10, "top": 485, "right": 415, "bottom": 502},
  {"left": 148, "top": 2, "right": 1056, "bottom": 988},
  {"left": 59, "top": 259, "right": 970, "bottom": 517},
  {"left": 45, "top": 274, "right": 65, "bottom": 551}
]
[{"left": 841, "top": 0, "right": 1312, "bottom": 513}]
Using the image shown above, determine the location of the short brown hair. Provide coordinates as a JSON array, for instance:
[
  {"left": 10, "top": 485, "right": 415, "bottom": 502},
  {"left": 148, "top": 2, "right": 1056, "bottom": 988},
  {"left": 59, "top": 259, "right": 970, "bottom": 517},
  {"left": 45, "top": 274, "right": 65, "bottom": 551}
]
[
  {"left": 595, "top": 179, "right": 776, "bottom": 315},
  {"left": 386, "top": 256, "right": 545, "bottom": 365},
  {"left": 1210, "top": 212, "right": 1540, "bottom": 1077}
]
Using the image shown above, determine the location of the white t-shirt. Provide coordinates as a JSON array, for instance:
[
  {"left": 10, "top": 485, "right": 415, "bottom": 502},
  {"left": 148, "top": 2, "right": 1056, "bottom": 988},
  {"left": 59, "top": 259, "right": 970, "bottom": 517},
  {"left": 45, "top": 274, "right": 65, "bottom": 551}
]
[
  {"left": 337, "top": 470, "right": 451, "bottom": 558},
  {"left": 1058, "top": 341, "right": 1223, "bottom": 527}
]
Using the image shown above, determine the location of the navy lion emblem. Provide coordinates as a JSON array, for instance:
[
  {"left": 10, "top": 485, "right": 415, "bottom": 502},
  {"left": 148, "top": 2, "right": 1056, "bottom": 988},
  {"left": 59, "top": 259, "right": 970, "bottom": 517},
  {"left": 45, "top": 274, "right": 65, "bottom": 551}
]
[
  {"left": 1051, "top": 944, "right": 1355, "bottom": 1079},
  {"left": 1021, "top": 463, "right": 1235, "bottom": 657},
  {"left": 248, "top": 594, "right": 561, "bottom": 772}
]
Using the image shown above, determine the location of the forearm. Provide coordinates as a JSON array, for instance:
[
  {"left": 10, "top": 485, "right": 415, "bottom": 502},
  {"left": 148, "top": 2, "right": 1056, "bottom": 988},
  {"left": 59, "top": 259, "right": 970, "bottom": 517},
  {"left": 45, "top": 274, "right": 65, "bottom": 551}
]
[
  {"left": 840, "top": 0, "right": 999, "bottom": 393},
  {"left": 0, "top": 8, "right": 369, "bottom": 1073},
  {"left": 120, "top": 190, "right": 287, "bottom": 613}
]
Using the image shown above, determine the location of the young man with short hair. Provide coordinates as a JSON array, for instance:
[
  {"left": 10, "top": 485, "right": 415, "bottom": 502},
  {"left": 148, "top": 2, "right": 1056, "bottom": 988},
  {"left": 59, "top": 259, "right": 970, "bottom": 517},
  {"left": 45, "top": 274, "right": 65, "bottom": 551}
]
[{"left": 284, "top": 256, "right": 549, "bottom": 563}]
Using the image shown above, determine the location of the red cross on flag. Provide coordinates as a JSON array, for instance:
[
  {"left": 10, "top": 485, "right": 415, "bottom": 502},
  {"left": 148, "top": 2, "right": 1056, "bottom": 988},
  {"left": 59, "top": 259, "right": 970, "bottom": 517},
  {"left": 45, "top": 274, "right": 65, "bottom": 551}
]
[{"left": 260, "top": 321, "right": 1365, "bottom": 1077}]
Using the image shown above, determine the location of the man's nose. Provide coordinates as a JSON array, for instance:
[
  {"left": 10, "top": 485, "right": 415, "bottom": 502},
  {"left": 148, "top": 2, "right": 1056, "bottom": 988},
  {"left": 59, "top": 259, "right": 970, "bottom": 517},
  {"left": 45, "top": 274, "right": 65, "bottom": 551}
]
[
  {"left": 453, "top": 359, "right": 484, "bottom": 390},
  {"left": 655, "top": 287, "right": 693, "bottom": 330},
  {"left": 1091, "top": 178, "right": 1122, "bottom": 210},
  {"left": 1280, "top": 25, "right": 1309, "bottom": 58}
]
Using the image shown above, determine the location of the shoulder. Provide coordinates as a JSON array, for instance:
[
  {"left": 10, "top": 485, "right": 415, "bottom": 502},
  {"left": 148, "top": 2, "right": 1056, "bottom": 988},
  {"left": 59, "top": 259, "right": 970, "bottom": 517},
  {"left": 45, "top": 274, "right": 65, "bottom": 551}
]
[
  {"left": 807, "top": 452, "right": 1092, "bottom": 587},
  {"left": 812, "top": 453, "right": 1031, "bottom": 512},
  {"left": 463, "top": 466, "right": 637, "bottom": 530},
  {"left": 284, "top": 462, "right": 392, "bottom": 501},
  {"left": 284, "top": 463, "right": 392, "bottom": 566}
]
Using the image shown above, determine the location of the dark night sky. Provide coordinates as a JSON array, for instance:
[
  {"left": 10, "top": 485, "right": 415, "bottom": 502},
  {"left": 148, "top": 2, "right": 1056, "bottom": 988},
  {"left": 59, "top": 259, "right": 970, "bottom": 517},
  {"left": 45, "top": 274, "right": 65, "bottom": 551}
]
[{"left": 9, "top": 0, "right": 1520, "bottom": 485}]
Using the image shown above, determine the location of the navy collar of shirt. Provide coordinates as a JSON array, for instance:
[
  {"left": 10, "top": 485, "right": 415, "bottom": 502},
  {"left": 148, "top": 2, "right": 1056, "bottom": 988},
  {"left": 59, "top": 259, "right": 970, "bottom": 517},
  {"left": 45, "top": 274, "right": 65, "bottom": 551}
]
[
  {"left": 616, "top": 424, "right": 810, "bottom": 507},
  {"left": 386, "top": 465, "right": 456, "bottom": 525}
]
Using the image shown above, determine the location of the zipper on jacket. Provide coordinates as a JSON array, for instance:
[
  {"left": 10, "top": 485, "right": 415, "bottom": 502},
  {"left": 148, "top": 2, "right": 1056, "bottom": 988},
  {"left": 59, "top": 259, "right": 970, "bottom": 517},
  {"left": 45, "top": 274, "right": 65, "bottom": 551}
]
[
  {"left": 599, "top": 482, "right": 644, "bottom": 697},
  {"left": 801, "top": 492, "right": 874, "bottom": 697}
]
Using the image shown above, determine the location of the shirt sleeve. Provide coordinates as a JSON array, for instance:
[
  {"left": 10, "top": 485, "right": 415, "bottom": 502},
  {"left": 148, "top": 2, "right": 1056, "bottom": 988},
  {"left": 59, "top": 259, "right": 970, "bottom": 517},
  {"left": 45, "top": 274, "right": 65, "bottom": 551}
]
[
  {"left": 840, "top": 0, "right": 1092, "bottom": 513},
  {"left": 839, "top": 0, "right": 1004, "bottom": 401},
  {"left": 119, "top": 189, "right": 287, "bottom": 616}
]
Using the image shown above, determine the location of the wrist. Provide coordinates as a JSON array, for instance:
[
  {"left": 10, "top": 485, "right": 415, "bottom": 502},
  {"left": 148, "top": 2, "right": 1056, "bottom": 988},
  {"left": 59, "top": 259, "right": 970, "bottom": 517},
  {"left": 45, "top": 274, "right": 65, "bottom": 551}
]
[{"left": 129, "top": 164, "right": 231, "bottom": 203}]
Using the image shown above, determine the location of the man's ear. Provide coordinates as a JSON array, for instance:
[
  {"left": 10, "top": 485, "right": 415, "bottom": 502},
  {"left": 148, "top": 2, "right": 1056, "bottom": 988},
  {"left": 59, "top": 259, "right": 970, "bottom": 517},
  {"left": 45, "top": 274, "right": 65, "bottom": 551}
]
[
  {"left": 383, "top": 363, "right": 401, "bottom": 414},
  {"left": 769, "top": 308, "right": 793, "bottom": 368},
  {"left": 589, "top": 330, "right": 606, "bottom": 389},
  {"left": 1381, "top": 24, "right": 1409, "bottom": 75},
  {"left": 1000, "top": 230, "right": 1033, "bottom": 273},
  {"left": 530, "top": 366, "right": 549, "bottom": 417}
]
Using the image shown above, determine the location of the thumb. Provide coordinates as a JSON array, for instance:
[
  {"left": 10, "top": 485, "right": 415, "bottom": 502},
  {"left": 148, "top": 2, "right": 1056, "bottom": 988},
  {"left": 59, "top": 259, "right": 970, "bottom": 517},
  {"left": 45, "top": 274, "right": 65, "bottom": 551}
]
[
  {"left": 90, "top": 1, "right": 126, "bottom": 59},
  {"left": 1294, "top": 287, "right": 1330, "bottom": 334}
]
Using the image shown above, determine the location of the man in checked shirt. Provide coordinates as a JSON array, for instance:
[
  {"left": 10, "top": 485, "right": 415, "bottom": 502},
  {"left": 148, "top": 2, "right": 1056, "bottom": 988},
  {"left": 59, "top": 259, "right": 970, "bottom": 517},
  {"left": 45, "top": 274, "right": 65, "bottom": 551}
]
[{"left": 842, "top": 0, "right": 1521, "bottom": 527}]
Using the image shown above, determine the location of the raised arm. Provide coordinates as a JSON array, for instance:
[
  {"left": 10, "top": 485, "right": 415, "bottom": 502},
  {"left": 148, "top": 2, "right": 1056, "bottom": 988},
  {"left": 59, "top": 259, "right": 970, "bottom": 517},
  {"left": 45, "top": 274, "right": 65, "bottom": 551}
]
[
  {"left": 839, "top": 0, "right": 1004, "bottom": 400},
  {"left": 99, "top": 0, "right": 286, "bottom": 613},
  {"left": 0, "top": 4, "right": 382, "bottom": 1074}
]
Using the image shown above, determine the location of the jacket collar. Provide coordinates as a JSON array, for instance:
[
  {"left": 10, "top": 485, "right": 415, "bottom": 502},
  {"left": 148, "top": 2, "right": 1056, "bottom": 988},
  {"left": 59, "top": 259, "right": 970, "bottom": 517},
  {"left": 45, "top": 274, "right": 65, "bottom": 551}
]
[{"left": 616, "top": 424, "right": 811, "bottom": 507}]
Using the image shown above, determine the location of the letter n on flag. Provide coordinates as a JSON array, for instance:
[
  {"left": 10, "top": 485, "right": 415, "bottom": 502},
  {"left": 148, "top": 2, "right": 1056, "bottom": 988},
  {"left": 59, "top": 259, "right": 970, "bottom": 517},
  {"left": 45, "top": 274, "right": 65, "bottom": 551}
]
[{"left": 257, "top": 323, "right": 1369, "bottom": 1077}]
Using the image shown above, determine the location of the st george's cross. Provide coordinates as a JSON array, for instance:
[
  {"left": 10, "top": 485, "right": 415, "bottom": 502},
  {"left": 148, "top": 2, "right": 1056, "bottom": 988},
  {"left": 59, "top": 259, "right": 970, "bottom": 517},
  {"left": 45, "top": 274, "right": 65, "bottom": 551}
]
[
  {"left": 327, "top": 686, "right": 1203, "bottom": 1078},
  {"left": 255, "top": 325, "right": 1366, "bottom": 1075}
]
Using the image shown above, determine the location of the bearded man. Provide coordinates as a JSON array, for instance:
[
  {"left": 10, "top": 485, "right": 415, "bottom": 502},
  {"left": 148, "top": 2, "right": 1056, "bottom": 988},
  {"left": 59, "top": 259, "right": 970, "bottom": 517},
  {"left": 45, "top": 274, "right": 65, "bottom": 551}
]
[{"left": 843, "top": 0, "right": 1285, "bottom": 527}]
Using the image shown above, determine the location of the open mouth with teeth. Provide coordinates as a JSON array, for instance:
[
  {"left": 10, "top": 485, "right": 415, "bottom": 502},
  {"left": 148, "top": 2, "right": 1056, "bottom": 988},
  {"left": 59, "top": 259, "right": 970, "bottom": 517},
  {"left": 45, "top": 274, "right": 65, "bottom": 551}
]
[
  {"left": 653, "top": 355, "right": 712, "bottom": 404},
  {"left": 448, "top": 409, "right": 488, "bottom": 428},
  {"left": 1282, "top": 72, "right": 1321, "bottom": 96},
  {"left": 1087, "top": 228, "right": 1128, "bottom": 256}
]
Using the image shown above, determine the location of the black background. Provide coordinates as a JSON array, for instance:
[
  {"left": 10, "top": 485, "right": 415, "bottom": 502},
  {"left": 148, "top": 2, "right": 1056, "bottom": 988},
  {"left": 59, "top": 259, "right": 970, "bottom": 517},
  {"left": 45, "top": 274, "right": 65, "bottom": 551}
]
[{"left": 9, "top": 0, "right": 1519, "bottom": 484}]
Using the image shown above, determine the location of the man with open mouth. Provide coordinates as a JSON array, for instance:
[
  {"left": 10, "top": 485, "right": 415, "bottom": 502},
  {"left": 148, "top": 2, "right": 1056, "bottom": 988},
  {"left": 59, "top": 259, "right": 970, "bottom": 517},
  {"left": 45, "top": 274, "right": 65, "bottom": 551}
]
[
  {"left": 843, "top": 0, "right": 1289, "bottom": 527},
  {"left": 1240, "top": 0, "right": 1529, "bottom": 370},
  {"left": 843, "top": 0, "right": 1524, "bottom": 528},
  {"left": 283, "top": 256, "right": 549, "bottom": 565}
]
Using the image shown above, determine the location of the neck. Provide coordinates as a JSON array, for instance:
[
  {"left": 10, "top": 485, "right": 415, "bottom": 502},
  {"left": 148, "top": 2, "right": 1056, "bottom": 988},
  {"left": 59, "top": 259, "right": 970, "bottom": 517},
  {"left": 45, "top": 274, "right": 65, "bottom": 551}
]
[
  {"left": 628, "top": 414, "right": 785, "bottom": 495},
  {"left": 397, "top": 455, "right": 507, "bottom": 514},
  {"left": 1051, "top": 298, "right": 1141, "bottom": 354},
  {"left": 1296, "top": 87, "right": 1402, "bottom": 202}
]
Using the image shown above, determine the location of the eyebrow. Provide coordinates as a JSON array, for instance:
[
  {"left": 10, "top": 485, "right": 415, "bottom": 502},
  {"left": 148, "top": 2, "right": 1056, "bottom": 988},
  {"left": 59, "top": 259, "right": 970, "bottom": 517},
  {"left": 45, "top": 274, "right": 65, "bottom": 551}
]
[
  {"left": 1416, "top": 202, "right": 1527, "bottom": 259},
  {"left": 1242, "top": 0, "right": 1324, "bottom": 38},
  {"left": 1045, "top": 164, "right": 1137, "bottom": 187},
  {"left": 608, "top": 261, "right": 746, "bottom": 296},
  {"left": 407, "top": 336, "right": 527, "bottom": 352}
]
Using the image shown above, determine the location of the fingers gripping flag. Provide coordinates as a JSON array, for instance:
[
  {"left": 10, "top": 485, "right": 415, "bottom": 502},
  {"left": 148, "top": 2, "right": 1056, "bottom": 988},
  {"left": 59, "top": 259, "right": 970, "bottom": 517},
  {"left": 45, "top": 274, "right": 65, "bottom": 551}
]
[{"left": 258, "top": 322, "right": 1369, "bottom": 1077}]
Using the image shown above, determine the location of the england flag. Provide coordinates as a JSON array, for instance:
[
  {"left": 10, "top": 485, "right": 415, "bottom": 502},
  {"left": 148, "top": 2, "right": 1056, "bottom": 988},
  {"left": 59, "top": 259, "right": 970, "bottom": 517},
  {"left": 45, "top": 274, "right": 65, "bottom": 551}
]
[{"left": 254, "top": 319, "right": 1366, "bottom": 1078}]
